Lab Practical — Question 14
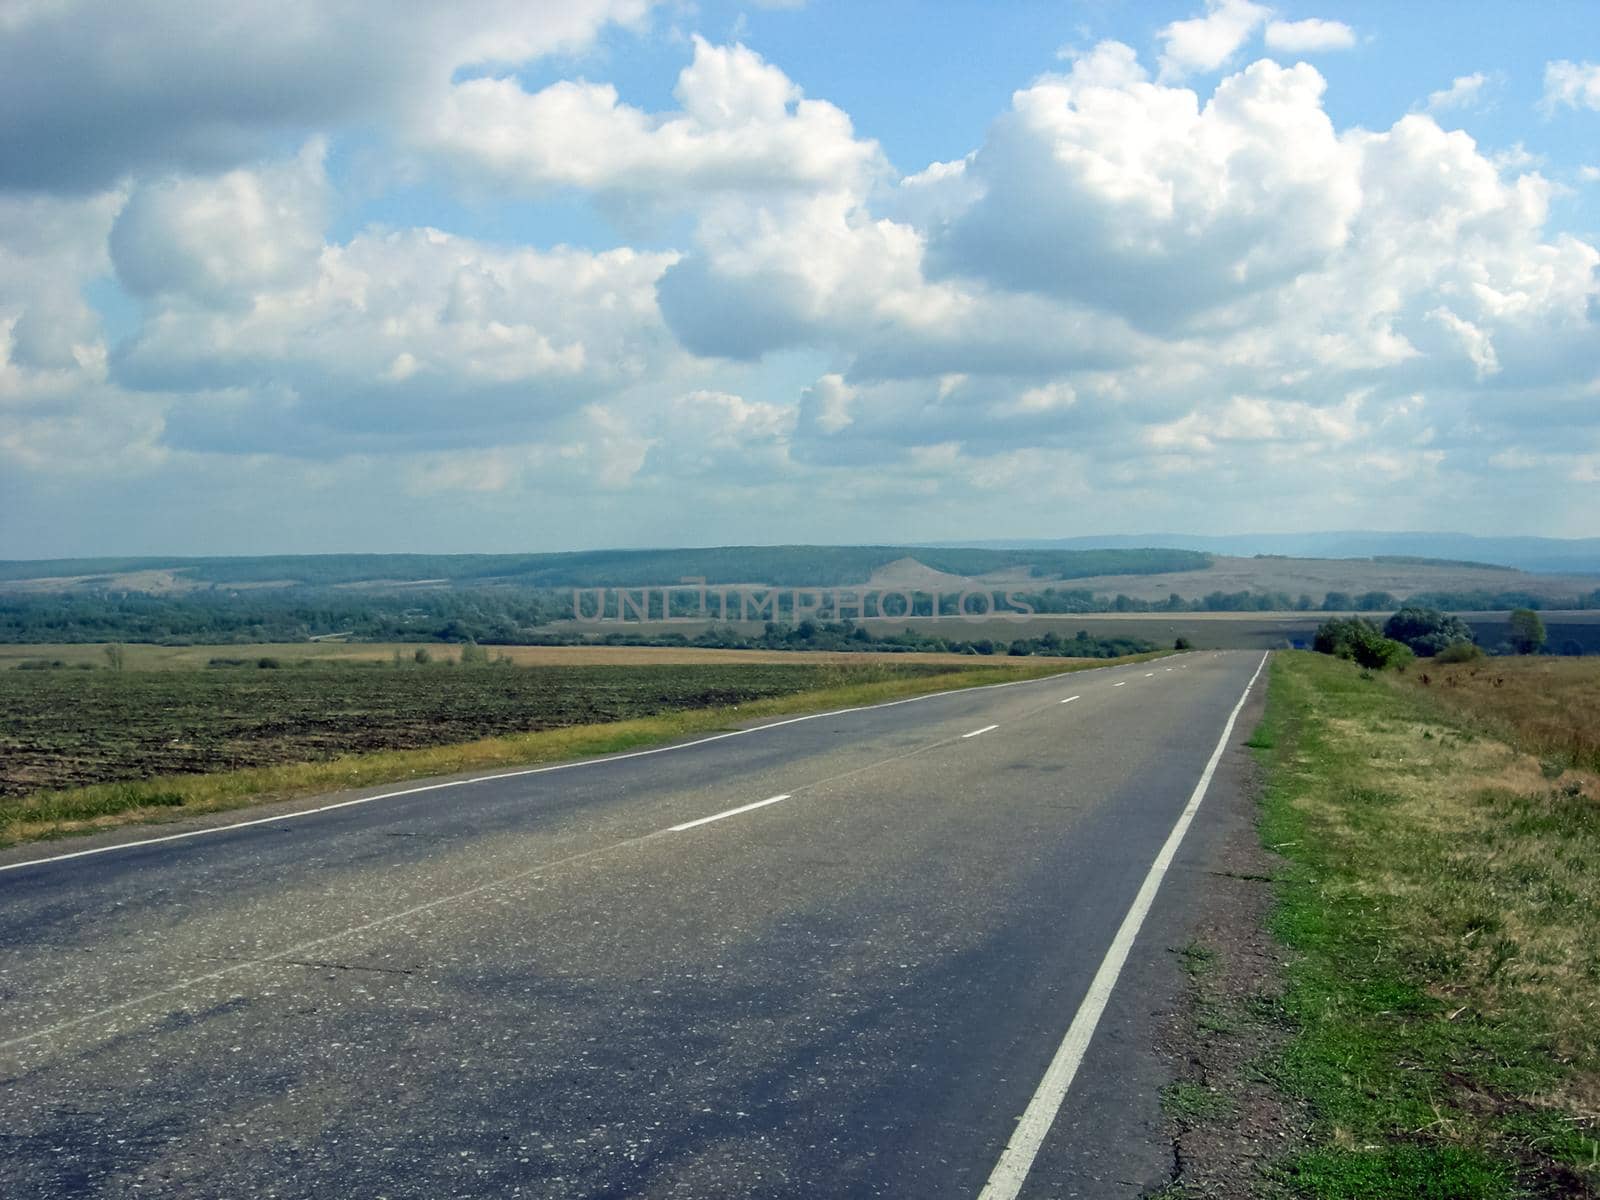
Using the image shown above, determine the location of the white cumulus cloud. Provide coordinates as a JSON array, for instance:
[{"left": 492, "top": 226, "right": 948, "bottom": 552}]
[
  {"left": 929, "top": 48, "right": 1361, "bottom": 329},
  {"left": 110, "top": 142, "right": 328, "bottom": 306},
  {"left": 1156, "top": 0, "right": 1270, "bottom": 81},
  {"left": 1263, "top": 17, "right": 1356, "bottom": 53},
  {"left": 4, "top": 17, "right": 1599, "bottom": 546},
  {"left": 0, "top": 0, "right": 654, "bottom": 191},
  {"left": 1425, "top": 73, "right": 1491, "bottom": 114},
  {"left": 419, "top": 37, "right": 883, "bottom": 213},
  {"left": 110, "top": 197, "right": 684, "bottom": 455},
  {"left": 1542, "top": 60, "right": 1600, "bottom": 113}
]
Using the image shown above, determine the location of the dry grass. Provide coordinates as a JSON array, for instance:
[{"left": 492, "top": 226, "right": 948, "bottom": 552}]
[
  {"left": 1257, "top": 652, "right": 1600, "bottom": 1195},
  {"left": 1314, "top": 708, "right": 1600, "bottom": 1055},
  {"left": 1408, "top": 656, "right": 1600, "bottom": 774}
]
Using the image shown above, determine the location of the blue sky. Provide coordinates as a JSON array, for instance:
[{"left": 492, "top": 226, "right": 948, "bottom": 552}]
[{"left": 1, "top": 1, "right": 1597, "bottom": 556}]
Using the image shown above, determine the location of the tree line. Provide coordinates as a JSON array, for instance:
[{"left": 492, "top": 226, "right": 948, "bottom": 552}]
[
  {"left": 5, "top": 582, "right": 1596, "bottom": 647},
  {"left": 1313, "top": 605, "right": 1555, "bottom": 671}
]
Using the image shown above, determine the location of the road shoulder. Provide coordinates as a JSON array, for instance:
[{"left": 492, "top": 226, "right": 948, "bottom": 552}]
[{"left": 1152, "top": 697, "right": 1309, "bottom": 1198}]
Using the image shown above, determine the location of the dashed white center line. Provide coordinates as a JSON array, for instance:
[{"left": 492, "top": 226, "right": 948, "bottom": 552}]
[
  {"left": 962, "top": 724, "right": 1000, "bottom": 739},
  {"left": 1145, "top": 672, "right": 1155, "bottom": 677},
  {"left": 1059, "top": 695, "right": 1080, "bottom": 704},
  {"left": 669, "top": 794, "right": 791, "bottom": 832},
  {"left": 1113, "top": 681, "right": 1127, "bottom": 687}
]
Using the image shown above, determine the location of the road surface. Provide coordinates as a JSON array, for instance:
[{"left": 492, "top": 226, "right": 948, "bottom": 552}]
[{"left": 0, "top": 650, "right": 1268, "bottom": 1198}]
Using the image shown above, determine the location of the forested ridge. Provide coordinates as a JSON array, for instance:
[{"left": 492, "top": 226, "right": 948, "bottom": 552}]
[{"left": 0, "top": 546, "right": 1209, "bottom": 588}]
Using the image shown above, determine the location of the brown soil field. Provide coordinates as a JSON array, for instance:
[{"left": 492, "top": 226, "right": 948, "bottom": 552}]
[
  {"left": 0, "top": 641, "right": 1060, "bottom": 671},
  {"left": 0, "top": 659, "right": 976, "bottom": 797}
]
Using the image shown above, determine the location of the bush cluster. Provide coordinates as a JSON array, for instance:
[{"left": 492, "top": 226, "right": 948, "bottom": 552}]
[
  {"left": 1313, "top": 617, "right": 1414, "bottom": 670},
  {"left": 1433, "top": 641, "right": 1485, "bottom": 664},
  {"left": 1381, "top": 606, "right": 1476, "bottom": 657}
]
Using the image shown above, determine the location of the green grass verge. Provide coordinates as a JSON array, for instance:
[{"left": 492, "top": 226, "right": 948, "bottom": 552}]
[
  {"left": 1251, "top": 652, "right": 1600, "bottom": 1199},
  {"left": 0, "top": 653, "right": 1167, "bottom": 849}
]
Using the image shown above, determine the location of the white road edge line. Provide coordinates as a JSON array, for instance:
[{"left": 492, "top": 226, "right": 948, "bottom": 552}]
[
  {"left": 962, "top": 724, "right": 999, "bottom": 739},
  {"left": 976, "top": 650, "right": 1270, "bottom": 1200},
  {"left": 1059, "top": 696, "right": 1080, "bottom": 705},
  {"left": 0, "top": 663, "right": 1093, "bottom": 875},
  {"left": 669, "top": 794, "right": 790, "bottom": 832}
]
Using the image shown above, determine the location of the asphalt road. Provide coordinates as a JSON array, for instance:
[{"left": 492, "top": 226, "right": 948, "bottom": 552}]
[{"left": 0, "top": 650, "right": 1269, "bottom": 1199}]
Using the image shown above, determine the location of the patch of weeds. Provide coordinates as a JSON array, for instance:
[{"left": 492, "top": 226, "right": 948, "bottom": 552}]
[
  {"left": 1455, "top": 911, "right": 1503, "bottom": 939},
  {"left": 1144, "top": 1182, "right": 1224, "bottom": 1200},
  {"left": 34, "top": 785, "right": 186, "bottom": 822},
  {"left": 1196, "top": 1001, "right": 1239, "bottom": 1036},
  {"left": 1244, "top": 991, "right": 1291, "bottom": 1027},
  {"left": 1344, "top": 785, "right": 1402, "bottom": 807},
  {"left": 1162, "top": 1080, "right": 1237, "bottom": 1124},
  {"left": 1178, "top": 940, "right": 1219, "bottom": 977}
]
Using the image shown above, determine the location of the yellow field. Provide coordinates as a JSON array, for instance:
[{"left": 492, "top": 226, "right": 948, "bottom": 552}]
[{"left": 0, "top": 641, "right": 1083, "bottom": 671}]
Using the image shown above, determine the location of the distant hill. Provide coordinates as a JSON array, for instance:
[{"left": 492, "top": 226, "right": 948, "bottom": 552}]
[
  {"left": 935, "top": 532, "right": 1600, "bottom": 575},
  {"left": 4, "top": 543, "right": 1597, "bottom": 646},
  {"left": 1023, "top": 555, "right": 1596, "bottom": 607},
  {"left": 0, "top": 546, "right": 1211, "bottom": 592}
]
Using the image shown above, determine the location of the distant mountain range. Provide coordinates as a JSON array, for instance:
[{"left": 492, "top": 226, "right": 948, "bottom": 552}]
[
  {"left": 932, "top": 533, "right": 1600, "bottom": 575},
  {"left": 2, "top": 536, "right": 1596, "bottom": 597}
]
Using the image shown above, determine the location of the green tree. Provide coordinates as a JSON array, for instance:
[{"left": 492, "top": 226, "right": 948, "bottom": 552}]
[
  {"left": 1508, "top": 608, "right": 1546, "bottom": 655},
  {"left": 1382, "top": 606, "right": 1475, "bottom": 657},
  {"left": 1313, "top": 616, "right": 1413, "bottom": 670},
  {"left": 1314, "top": 616, "right": 1366, "bottom": 656}
]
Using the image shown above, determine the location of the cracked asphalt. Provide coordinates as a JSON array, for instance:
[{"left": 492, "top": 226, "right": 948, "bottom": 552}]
[{"left": 0, "top": 651, "right": 1267, "bottom": 1199}]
